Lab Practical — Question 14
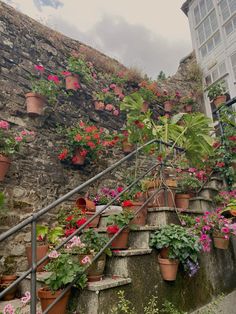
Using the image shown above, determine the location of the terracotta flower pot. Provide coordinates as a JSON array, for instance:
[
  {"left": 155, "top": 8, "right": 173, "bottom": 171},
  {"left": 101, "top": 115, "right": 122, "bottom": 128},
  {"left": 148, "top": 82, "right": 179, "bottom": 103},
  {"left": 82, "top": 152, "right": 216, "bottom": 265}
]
[
  {"left": 108, "top": 228, "right": 130, "bottom": 250},
  {"left": 158, "top": 255, "right": 179, "bottom": 281},
  {"left": 78, "top": 254, "right": 106, "bottom": 282},
  {"left": 1, "top": 275, "right": 17, "bottom": 301},
  {"left": 0, "top": 155, "right": 11, "bottom": 181},
  {"left": 38, "top": 288, "right": 70, "bottom": 314},
  {"left": 147, "top": 189, "right": 176, "bottom": 208},
  {"left": 25, "top": 92, "right": 45, "bottom": 116},
  {"left": 141, "top": 101, "right": 149, "bottom": 113},
  {"left": 122, "top": 141, "right": 134, "bottom": 154},
  {"left": 184, "top": 104, "right": 192, "bottom": 113},
  {"left": 213, "top": 234, "right": 229, "bottom": 249},
  {"left": 94, "top": 101, "right": 105, "bottom": 111},
  {"left": 85, "top": 212, "right": 100, "bottom": 228},
  {"left": 164, "top": 101, "right": 173, "bottom": 112},
  {"left": 213, "top": 95, "right": 227, "bottom": 108},
  {"left": 76, "top": 197, "right": 96, "bottom": 212},
  {"left": 160, "top": 247, "right": 169, "bottom": 259},
  {"left": 65, "top": 74, "right": 80, "bottom": 91},
  {"left": 125, "top": 203, "right": 148, "bottom": 226},
  {"left": 26, "top": 244, "right": 49, "bottom": 272},
  {"left": 175, "top": 194, "right": 190, "bottom": 209}
]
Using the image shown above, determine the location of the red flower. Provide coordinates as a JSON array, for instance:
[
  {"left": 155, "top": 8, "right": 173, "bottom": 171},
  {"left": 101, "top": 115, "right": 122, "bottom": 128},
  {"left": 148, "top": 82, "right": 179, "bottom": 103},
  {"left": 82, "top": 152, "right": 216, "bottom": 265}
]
[
  {"left": 213, "top": 142, "right": 221, "bottom": 148},
  {"left": 85, "top": 136, "right": 91, "bottom": 141},
  {"left": 74, "top": 134, "right": 83, "bottom": 141},
  {"left": 76, "top": 218, "right": 87, "bottom": 227},
  {"left": 61, "top": 71, "right": 71, "bottom": 76},
  {"left": 216, "top": 162, "right": 225, "bottom": 168},
  {"left": 93, "top": 133, "right": 100, "bottom": 139},
  {"left": 65, "top": 228, "right": 76, "bottom": 237},
  {"left": 37, "top": 235, "right": 44, "bottom": 241},
  {"left": 134, "top": 120, "right": 144, "bottom": 129},
  {"left": 80, "top": 149, "right": 88, "bottom": 157},
  {"left": 66, "top": 215, "right": 73, "bottom": 222},
  {"left": 34, "top": 65, "right": 45, "bottom": 72},
  {"left": 228, "top": 136, "right": 236, "bottom": 141},
  {"left": 117, "top": 186, "right": 123, "bottom": 193},
  {"left": 73, "top": 81, "right": 81, "bottom": 89},
  {"left": 48, "top": 75, "right": 60, "bottom": 84},
  {"left": 107, "top": 225, "right": 120, "bottom": 234},
  {"left": 122, "top": 200, "right": 134, "bottom": 207},
  {"left": 87, "top": 141, "right": 96, "bottom": 149},
  {"left": 79, "top": 121, "right": 85, "bottom": 128},
  {"left": 58, "top": 149, "right": 68, "bottom": 160}
]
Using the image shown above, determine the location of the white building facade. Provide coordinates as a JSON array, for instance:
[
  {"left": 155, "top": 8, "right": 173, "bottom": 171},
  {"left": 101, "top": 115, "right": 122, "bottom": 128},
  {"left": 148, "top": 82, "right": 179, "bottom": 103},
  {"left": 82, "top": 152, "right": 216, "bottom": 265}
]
[{"left": 182, "top": 0, "right": 236, "bottom": 117}]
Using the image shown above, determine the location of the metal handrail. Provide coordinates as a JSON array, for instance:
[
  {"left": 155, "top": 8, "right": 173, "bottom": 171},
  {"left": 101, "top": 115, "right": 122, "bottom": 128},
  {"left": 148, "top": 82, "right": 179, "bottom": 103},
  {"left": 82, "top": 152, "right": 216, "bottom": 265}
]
[{"left": 0, "top": 139, "right": 183, "bottom": 313}]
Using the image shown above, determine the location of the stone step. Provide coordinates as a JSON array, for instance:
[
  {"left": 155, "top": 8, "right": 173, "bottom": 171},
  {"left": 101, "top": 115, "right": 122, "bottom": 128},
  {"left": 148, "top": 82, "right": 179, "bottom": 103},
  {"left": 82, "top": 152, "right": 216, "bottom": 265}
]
[
  {"left": 198, "top": 186, "right": 219, "bottom": 199},
  {"left": 189, "top": 197, "right": 214, "bottom": 212},
  {"left": 18, "top": 271, "right": 50, "bottom": 294}
]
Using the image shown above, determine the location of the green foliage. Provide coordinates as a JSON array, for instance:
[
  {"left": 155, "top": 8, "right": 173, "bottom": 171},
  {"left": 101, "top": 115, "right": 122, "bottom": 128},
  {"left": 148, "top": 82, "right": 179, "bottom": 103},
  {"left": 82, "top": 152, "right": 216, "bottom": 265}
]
[
  {"left": 150, "top": 224, "right": 201, "bottom": 270},
  {"left": 67, "top": 56, "right": 92, "bottom": 83},
  {"left": 207, "top": 82, "right": 226, "bottom": 100},
  {"left": 0, "top": 192, "right": 5, "bottom": 211},
  {"left": 179, "top": 214, "right": 196, "bottom": 228},
  {"left": 144, "top": 296, "right": 159, "bottom": 314},
  {"left": 31, "top": 78, "right": 63, "bottom": 105},
  {"left": 36, "top": 225, "right": 63, "bottom": 244},
  {"left": 106, "top": 210, "right": 135, "bottom": 228},
  {"left": 176, "top": 173, "right": 202, "bottom": 194},
  {"left": 111, "top": 290, "right": 136, "bottom": 314},
  {"left": 161, "top": 301, "right": 187, "bottom": 314},
  {"left": 138, "top": 87, "right": 157, "bottom": 103},
  {"left": 44, "top": 252, "right": 87, "bottom": 292},
  {"left": 81, "top": 229, "right": 112, "bottom": 257},
  {"left": 157, "top": 70, "right": 166, "bottom": 81}
]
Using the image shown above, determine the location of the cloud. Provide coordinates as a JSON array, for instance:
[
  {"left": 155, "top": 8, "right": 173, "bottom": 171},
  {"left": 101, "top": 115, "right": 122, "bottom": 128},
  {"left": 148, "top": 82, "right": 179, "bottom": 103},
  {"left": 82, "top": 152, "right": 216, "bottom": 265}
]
[{"left": 33, "top": 0, "right": 63, "bottom": 11}]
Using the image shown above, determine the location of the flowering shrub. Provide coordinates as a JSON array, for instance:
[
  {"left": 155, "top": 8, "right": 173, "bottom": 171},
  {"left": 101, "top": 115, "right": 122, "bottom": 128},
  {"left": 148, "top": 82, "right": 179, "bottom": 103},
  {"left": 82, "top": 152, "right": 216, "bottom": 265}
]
[
  {"left": 67, "top": 56, "right": 93, "bottom": 83},
  {"left": 57, "top": 121, "right": 118, "bottom": 164},
  {"left": 31, "top": 64, "right": 65, "bottom": 104},
  {"left": 150, "top": 224, "right": 201, "bottom": 277},
  {"left": 194, "top": 210, "right": 236, "bottom": 252},
  {"left": 0, "top": 121, "right": 34, "bottom": 157},
  {"left": 1, "top": 291, "right": 31, "bottom": 314},
  {"left": 176, "top": 172, "right": 202, "bottom": 194},
  {"left": 106, "top": 210, "right": 135, "bottom": 231},
  {"left": 93, "top": 186, "right": 124, "bottom": 205}
]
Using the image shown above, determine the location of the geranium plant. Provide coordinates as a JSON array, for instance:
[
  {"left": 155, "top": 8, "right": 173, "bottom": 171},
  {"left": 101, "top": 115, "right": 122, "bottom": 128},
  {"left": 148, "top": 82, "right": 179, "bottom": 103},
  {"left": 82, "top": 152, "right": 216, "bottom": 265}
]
[
  {"left": 106, "top": 210, "right": 135, "bottom": 234},
  {"left": 93, "top": 186, "right": 124, "bottom": 206},
  {"left": 207, "top": 82, "right": 226, "bottom": 101},
  {"left": 176, "top": 172, "right": 202, "bottom": 194},
  {"left": 36, "top": 225, "right": 64, "bottom": 245},
  {"left": 150, "top": 224, "right": 201, "bottom": 277},
  {"left": 67, "top": 56, "right": 92, "bottom": 83}
]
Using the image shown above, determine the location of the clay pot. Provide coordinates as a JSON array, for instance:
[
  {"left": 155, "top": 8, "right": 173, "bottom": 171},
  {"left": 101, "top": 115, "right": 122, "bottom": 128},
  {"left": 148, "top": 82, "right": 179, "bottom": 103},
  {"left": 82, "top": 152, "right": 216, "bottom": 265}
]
[
  {"left": 213, "top": 95, "right": 227, "bottom": 108},
  {"left": 125, "top": 203, "right": 148, "bottom": 226},
  {"left": 147, "top": 188, "right": 176, "bottom": 208},
  {"left": 108, "top": 228, "right": 129, "bottom": 249},
  {"left": 73, "top": 149, "right": 86, "bottom": 165},
  {"left": 122, "top": 141, "right": 134, "bottom": 154},
  {"left": 141, "top": 101, "right": 149, "bottom": 113},
  {"left": 26, "top": 244, "right": 49, "bottom": 272},
  {"left": 38, "top": 288, "right": 70, "bottom": 314},
  {"left": 160, "top": 247, "right": 169, "bottom": 259},
  {"left": 175, "top": 194, "right": 190, "bottom": 210},
  {"left": 78, "top": 254, "right": 106, "bottom": 282},
  {"left": 1, "top": 275, "right": 17, "bottom": 301},
  {"left": 184, "top": 104, "right": 192, "bottom": 113},
  {"left": 76, "top": 197, "right": 96, "bottom": 212},
  {"left": 65, "top": 74, "right": 80, "bottom": 91},
  {"left": 94, "top": 101, "right": 105, "bottom": 111},
  {"left": 0, "top": 155, "right": 11, "bottom": 181},
  {"left": 158, "top": 255, "right": 179, "bottom": 281},
  {"left": 25, "top": 92, "right": 45, "bottom": 116},
  {"left": 164, "top": 101, "right": 173, "bottom": 112},
  {"left": 85, "top": 212, "right": 100, "bottom": 228},
  {"left": 213, "top": 234, "right": 229, "bottom": 249}
]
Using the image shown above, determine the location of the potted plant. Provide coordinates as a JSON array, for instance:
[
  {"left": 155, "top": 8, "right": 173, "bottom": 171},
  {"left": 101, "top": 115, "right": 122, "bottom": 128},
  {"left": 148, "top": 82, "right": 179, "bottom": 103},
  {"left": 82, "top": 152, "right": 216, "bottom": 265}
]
[
  {"left": 195, "top": 210, "right": 236, "bottom": 250},
  {"left": 161, "top": 90, "right": 175, "bottom": 112},
  {"left": 38, "top": 250, "right": 87, "bottom": 314},
  {"left": 121, "top": 199, "right": 148, "bottom": 226},
  {"left": 0, "top": 121, "right": 33, "bottom": 181},
  {"left": 93, "top": 186, "right": 124, "bottom": 213},
  {"left": 175, "top": 173, "right": 201, "bottom": 209},
  {"left": 0, "top": 263, "right": 18, "bottom": 301},
  {"left": 65, "top": 230, "right": 112, "bottom": 282},
  {"left": 150, "top": 224, "right": 200, "bottom": 281},
  {"left": 57, "top": 121, "right": 118, "bottom": 166},
  {"left": 106, "top": 211, "right": 135, "bottom": 249},
  {"left": 26, "top": 225, "right": 63, "bottom": 272},
  {"left": 181, "top": 96, "right": 199, "bottom": 113},
  {"left": 65, "top": 56, "right": 92, "bottom": 90},
  {"left": 25, "top": 65, "right": 64, "bottom": 116},
  {"left": 207, "top": 82, "right": 226, "bottom": 108},
  {"left": 138, "top": 87, "right": 157, "bottom": 112}
]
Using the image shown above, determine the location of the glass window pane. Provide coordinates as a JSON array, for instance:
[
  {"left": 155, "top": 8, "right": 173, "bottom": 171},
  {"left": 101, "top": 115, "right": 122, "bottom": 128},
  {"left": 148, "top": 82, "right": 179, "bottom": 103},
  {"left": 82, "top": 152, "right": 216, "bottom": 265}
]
[
  {"left": 212, "top": 69, "right": 219, "bottom": 82},
  {"left": 219, "top": 62, "right": 227, "bottom": 76},
  {"left": 210, "top": 10, "right": 218, "bottom": 32},
  {"left": 207, "top": 38, "right": 214, "bottom": 52},
  {"left": 213, "top": 31, "right": 221, "bottom": 46},
  {"left": 194, "top": 5, "right": 201, "bottom": 25},
  {"left": 206, "top": 0, "right": 213, "bottom": 12},
  {"left": 231, "top": 52, "right": 236, "bottom": 79},
  {"left": 233, "top": 15, "right": 236, "bottom": 28},
  {"left": 219, "top": 0, "right": 230, "bottom": 21},
  {"left": 228, "top": 0, "right": 236, "bottom": 14},
  {"left": 205, "top": 75, "right": 212, "bottom": 85},
  {"left": 200, "top": 0, "right": 207, "bottom": 19},
  {"left": 225, "top": 20, "right": 234, "bottom": 35},
  {"left": 200, "top": 45, "right": 207, "bottom": 58},
  {"left": 198, "top": 24, "right": 205, "bottom": 44},
  {"left": 204, "top": 18, "right": 211, "bottom": 39}
]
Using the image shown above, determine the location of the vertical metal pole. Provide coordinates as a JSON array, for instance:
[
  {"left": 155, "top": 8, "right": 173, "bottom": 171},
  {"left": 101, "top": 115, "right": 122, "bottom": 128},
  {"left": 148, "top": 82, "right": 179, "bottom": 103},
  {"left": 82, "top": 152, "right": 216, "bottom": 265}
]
[
  {"left": 31, "top": 220, "right": 37, "bottom": 314},
  {"left": 216, "top": 110, "right": 224, "bottom": 138}
]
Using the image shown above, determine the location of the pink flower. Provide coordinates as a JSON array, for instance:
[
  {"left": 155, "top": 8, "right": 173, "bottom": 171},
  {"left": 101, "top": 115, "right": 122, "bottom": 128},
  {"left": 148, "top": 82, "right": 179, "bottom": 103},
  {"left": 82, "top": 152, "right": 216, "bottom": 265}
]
[
  {"left": 102, "top": 88, "right": 109, "bottom": 93},
  {"left": 15, "top": 136, "right": 23, "bottom": 142},
  {"left": 66, "top": 236, "right": 82, "bottom": 248},
  {"left": 105, "top": 104, "right": 114, "bottom": 111},
  {"left": 113, "top": 109, "right": 119, "bottom": 116},
  {"left": 216, "top": 162, "right": 225, "bottom": 168},
  {"left": 93, "top": 73, "right": 97, "bottom": 79},
  {"left": 48, "top": 75, "right": 60, "bottom": 84},
  {"left": 73, "top": 81, "right": 81, "bottom": 89},
  {"left": 0, "top": 120, "right": 10, "bottom": 130},
  {"left": 110, "top": 84, "right": 116, "bottom": 89},
  {"left": 221, "top": 227, "right": 230, "bottom": 234},
  {"left": 61, "top": 71, "right": 71, "bottom": 76},
  {"left": 48, "top": 250, "right": 60, "bottom": 259},
  {"left": 118, "top": 93, "right": 125, "bottom": 100},
  {"left": 34, "top": 65, "right": 44, "bottom": 72},
  {"left": 81, "top": 255, "right": 91, "bottom": 264},
  {"left": 21, "top": 291, "right": 31, "bottom": 304},
  {"left": 3, "top": 304, "right": 15, "bottom": 314},
  {"left": 188, "top": 167, "right": 196, "bottom": 173}
]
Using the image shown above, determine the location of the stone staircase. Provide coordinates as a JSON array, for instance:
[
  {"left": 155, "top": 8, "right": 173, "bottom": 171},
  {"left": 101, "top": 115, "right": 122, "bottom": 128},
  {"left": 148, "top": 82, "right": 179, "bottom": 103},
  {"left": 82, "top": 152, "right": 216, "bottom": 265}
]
[{"left": 1, "top": 175, "right": 236, "bottom": 314}]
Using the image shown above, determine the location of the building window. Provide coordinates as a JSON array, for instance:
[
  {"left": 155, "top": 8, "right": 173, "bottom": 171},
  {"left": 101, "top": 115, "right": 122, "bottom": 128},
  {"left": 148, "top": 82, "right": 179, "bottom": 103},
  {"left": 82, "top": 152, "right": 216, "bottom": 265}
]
[
  {"left": 205, "top": 62, "right": 227, "bottom": 86},
  {"left": 194, "top": 0, "right": 214, "bottom": 26},
  {"left": 196, "top": 10, "right": 219, "bottom": 46},
  {"left": 224, "top": 15, "right": 236, "bottom": 35},
  {"left": 200, "top": 31, "right": 221, "bottom": 58},
  {"left": 231, "top": 51, "right": 236, "bottom": 80},
  {"left": 219, "top": 0, "right": 236, "bottom": 22}
]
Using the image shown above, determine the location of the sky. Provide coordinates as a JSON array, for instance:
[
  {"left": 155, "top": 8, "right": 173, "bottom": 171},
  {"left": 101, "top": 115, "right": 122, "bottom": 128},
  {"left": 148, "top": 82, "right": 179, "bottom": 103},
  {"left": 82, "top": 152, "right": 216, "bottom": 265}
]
[{"left": 3, "top": 0, "right": 192, "bottom": 78}]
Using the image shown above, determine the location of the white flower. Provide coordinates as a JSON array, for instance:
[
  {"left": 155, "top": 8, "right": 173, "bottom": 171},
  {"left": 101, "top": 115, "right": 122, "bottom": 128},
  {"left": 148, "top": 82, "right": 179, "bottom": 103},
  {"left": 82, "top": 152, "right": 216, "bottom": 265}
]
[{"left": 48, "top": 250, "right": 60, "bottom": 259}]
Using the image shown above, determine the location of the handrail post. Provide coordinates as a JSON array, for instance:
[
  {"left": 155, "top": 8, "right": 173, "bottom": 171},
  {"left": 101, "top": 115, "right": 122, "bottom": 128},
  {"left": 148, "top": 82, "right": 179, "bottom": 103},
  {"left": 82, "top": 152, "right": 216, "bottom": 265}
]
[{"left": 31, "top": 220, "right": 37, "bottom": 314}]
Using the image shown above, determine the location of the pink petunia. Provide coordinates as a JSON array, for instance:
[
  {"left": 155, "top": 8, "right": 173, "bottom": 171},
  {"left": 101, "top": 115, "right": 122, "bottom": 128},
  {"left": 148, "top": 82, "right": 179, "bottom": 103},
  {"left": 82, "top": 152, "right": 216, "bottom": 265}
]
[
  {"left": 0, "top": 120, "right": 10, "bottom": 130},
  {"left": 48, "top": 75, "right": 60, "bottom": 84},
  {"left": 15, "top": 136, "right": 23, "bottom": 142}
]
